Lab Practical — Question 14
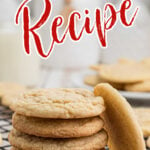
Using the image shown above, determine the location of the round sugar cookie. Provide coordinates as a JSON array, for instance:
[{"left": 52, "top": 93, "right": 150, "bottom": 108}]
[
  {"left": 134, "top": 108, "right": 150, "bottom": 137},
  {"left": 11, "top": 88, "right": 105, "bottom": 119},
  {"left": 99, "top": 63, "right": 150, "bottom": 83},
  {"left": 125, "top": 81, "right": 150, "bottom": 92},
  {"left": 9, "top": 129, "right": 108, "bottom": 150},
  {"left": 94, "top": 83, "right": 146, "bottom": 150},
  {"left": 12, "top": 113, "right": 104, "bottom": 138}
]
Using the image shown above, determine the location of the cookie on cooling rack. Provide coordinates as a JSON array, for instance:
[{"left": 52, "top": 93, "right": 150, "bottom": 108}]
[{"left": 9, "top": 129, "right": 108, "bottom": 150}]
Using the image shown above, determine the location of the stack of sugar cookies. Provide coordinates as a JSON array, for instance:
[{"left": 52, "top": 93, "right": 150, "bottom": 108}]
[
  {"left": 9, "top": 88, "right": 107, "bottom": 150},
  {"left": 85, "top": 57, "right": 150, "bottom": 92}
]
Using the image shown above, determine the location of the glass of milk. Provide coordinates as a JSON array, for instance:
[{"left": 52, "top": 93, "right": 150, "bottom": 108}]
[{"left": 0, "top": 0, "right": 40, "bottom": 87}]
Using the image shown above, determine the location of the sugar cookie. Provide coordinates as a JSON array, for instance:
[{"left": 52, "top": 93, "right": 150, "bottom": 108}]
[
  {"left": 9, "top": 129, "right": 108, "bottom": 150},
  {"left": 99, "top": 64, "right": 150, "bottom": 83},
  {"left": 11, "top": 88, "right": 105, "bottom": 119},
  {"left": 12, "top": 113, "right": 104, "bottom": 138},
  {"left": 94, "top": 83, "right": 145, "bottom": 150}
]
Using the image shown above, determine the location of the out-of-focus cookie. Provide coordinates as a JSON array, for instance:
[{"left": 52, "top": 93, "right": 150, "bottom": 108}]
[
  {"left": 1, "top": 92, "right": 23, "bottom": 108},
  {"left": 0, "top": 133, "right": 2, "bottom": 145},
  {"left": 94, "top": 83, "right": 145, "bottom": 150},
  {"left": 141, "top": 57, "right": 150, "bottom": 65},
  {"left": 11, "top": 88, "right": 105, "bottom": 119},
  {"left": 99, "top": 63, "right": 150, "bottom": 83},
  {"left": 90, "top": 64, "right": 103, "bottom": 71},
  {"left": 84, "top": 74, "right": 124, "bottom": 90},
  {"left": 0, "top": 82, "right": 26, "bottom": 97},
  {"left": 125, "top": 81, "right": 150, "bottom": 92},
  {"left": 134, "top": 108, "right": 150, "bottom": 137},
  {"left": 12, "top": 113, "right": 104, "bottom": 138},
  {"left": 147, "top": 137, "right": 150, "bottom": 148},
  {"left": 84, "top": 75, "right": 101, "bottom": 86},
  {"left": 9, "top": 129, "right": 108, "bottom": 150},
  {"left": 118, "top": 58, "right": 136, "bottom": 64}
]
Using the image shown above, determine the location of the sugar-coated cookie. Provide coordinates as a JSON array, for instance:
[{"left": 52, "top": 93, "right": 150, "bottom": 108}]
[
  {"left": 134, "top": 108, "right": 150, "bottom": 137},
  {"left": 9, "top": 129, "right": 108, "bottom": 150},
  {"left": 99, "top": 64, "right": 150, "bottom": 83},
  {"left": 11, "top": 88, "right": 105, "bottom": 119},
  {"left": 125, "top": 81, "right": 150, "bottom": 92},
  {"left": 12, "top": 113, "right": 104, "bottom": 138},
  {"left": 94, "top": 83, "right": 146, "bottom": 150}
]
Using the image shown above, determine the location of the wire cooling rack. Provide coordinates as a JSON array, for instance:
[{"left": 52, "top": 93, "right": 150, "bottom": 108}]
[
  {"left": 0, "top": 105, "right": 150, "bottom": 150},
  {"left": 0, "top": 105, "right": 13, "bottom": 150}
]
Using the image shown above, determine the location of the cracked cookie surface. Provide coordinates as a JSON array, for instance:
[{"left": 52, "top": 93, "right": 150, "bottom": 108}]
[{"left": 11, "top": 88, "right": 104, "bottom": 119}]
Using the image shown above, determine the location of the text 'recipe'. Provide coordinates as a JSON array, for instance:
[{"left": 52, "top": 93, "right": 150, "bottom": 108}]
[{"left": 16, "top": 0, "right": 139, "bottom": 58}]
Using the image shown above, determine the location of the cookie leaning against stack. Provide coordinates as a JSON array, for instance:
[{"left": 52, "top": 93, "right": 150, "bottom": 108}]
[
  {"left": 94, "top": 83, "right": 145, "bottom": 150},
  {"left": 9, "top": 88, "right": 107, "bottom": 150}
]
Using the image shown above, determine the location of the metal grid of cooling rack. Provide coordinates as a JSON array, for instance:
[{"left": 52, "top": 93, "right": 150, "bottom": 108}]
[
  {"left": 0, "top": 105, "right": 150, "bottom": 150},
  {"left": 0, "top": 105, "right": 13, "bottom": 150}
]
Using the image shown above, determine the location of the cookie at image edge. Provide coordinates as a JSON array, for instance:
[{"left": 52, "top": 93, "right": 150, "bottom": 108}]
[
  {"left": 9, "top": 129, "right": 108, "bottom": 150},
  {"left": 11, "top": 88, "right": 105, "bottom": 119},
  {"left": 94, "top": 83, "right": 146, "bottom": 150},
  {"left": 99, "top": 64, "right": 150, "bottom": 83},
  {"left": 134, "top": 108, "right": 150, "bottom": 137},
  {"left": 84, "top": 74, "right": 124, "bottom": 90},
  {"left": 125, "top": 81, "right": 150, "bottom": 92},
  {"left": 12, "top": 113, "right": 104, "bottom": 138}
]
